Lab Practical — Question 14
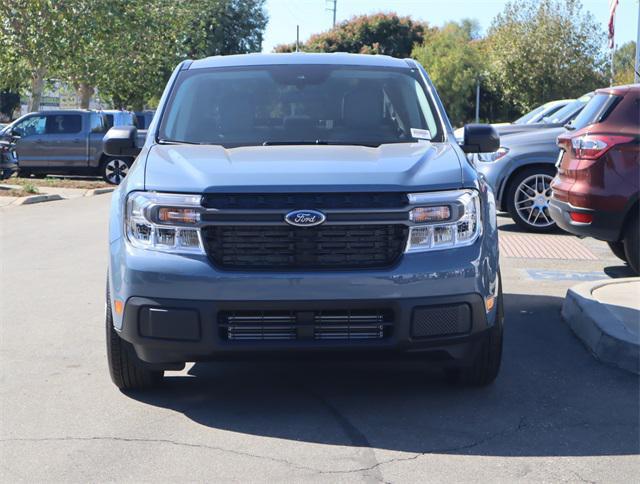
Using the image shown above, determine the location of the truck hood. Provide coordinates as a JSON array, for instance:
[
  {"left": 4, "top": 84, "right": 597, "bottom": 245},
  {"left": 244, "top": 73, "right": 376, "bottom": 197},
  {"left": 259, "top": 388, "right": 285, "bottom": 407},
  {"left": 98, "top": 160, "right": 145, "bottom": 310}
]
[{"left": 143, "top": 142, "right": 464, "bottom": 193}]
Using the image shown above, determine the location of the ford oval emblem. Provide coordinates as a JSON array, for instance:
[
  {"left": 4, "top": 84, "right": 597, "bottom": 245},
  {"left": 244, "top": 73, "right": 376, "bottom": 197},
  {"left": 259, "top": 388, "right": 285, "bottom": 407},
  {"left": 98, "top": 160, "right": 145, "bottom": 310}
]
[{"left": 284, "top": 209, "right": 326, "bottom": 227}]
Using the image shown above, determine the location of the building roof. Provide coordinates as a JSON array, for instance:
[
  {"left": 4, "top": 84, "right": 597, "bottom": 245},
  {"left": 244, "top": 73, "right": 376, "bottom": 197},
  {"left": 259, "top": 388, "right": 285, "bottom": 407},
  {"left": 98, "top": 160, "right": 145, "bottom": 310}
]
[{"left": 189, "top": 52, "right": 413, "bottom": 70}]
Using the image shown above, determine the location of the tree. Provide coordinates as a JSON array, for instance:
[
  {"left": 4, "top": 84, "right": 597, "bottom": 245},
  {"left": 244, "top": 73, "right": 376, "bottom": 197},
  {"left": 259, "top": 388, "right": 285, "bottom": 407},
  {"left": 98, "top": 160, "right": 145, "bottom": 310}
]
[
  {"left": 185, "top": 0, "right": 267, "bottom": 58},
  {"left": 613, "top": 41, "right": 637, "bottom": 85},
  {"left": 412, "top": 21, "right": 483, "bottom": 126},
  {"left": 485, "top": 0, "right": 608, "bottom": 113},
  {"left": 275, "top": 12, "right": 428, "bottom": 58},
  {"left": 0, "top": 0, "right": 68, "bottom": 111}
]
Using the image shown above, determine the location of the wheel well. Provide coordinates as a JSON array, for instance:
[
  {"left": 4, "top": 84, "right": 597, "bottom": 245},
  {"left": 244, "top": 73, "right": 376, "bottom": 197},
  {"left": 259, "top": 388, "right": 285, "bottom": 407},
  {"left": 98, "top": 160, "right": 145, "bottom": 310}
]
[
  {"left": 500, "top": 162, "right": 556, "bottom": 211},
  {"left": 620, "top": 199, "right": 639, "bottom": 240}
]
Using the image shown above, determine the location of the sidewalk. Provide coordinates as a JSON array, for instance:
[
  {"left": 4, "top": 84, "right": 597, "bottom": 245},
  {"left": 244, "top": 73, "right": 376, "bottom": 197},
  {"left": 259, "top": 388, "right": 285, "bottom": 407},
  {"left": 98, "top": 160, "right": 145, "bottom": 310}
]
[
  {"left": 0, "top": 183, "right": 113, "bottom": 206},
  {"left": 562, "top": 277, "right": 640, "bottom": 374}
]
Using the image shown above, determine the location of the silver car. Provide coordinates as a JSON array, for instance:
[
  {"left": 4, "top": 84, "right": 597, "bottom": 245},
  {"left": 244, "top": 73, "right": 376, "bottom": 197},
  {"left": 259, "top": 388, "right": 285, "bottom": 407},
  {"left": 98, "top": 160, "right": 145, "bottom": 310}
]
[{"left": 474, "top": 127, "right": 565, "bottom": 232}]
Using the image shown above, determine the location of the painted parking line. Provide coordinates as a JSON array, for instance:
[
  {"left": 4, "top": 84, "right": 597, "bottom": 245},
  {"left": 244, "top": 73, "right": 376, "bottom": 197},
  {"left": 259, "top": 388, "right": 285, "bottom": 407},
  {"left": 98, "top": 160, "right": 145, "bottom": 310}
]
[{"left": 525, "top": 269, "right": 607, "bottom": 281}]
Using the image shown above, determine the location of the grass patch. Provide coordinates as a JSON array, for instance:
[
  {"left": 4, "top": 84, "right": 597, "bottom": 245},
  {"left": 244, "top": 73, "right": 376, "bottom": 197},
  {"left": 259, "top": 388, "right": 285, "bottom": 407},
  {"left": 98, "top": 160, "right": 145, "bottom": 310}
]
[
  {"left": 0, "top": 188, "right": 31, "bottom": 197},
  {"left": 11, "top": 176, "right": 109, "bottom": 189}
]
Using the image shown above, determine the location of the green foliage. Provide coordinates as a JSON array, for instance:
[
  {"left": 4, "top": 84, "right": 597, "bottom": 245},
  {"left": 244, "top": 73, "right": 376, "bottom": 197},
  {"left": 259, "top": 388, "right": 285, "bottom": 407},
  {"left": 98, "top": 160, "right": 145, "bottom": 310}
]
[
  {"left": 275, "top": 13, "right": 428, "bottom": 58},
  {"left": 412, "top": 21, "right": 482, "bottom": 126},
  {"left": 0, "top": 91, "right": 20, "bottom": 118},
  {"left": 0, "top": 0, "right": 268, "bottom": 111},
  {"left": 185, "top": 0, "right": 267, "bottom": 58},
  {"left": 484, "top": 0, "right": 608, "bottom": 114},
  {"left": 613, "top": 41, "right": 637, "bottom": 85},
  {"left": 0, "top": 0, "right": 68, "bottom": 90}
]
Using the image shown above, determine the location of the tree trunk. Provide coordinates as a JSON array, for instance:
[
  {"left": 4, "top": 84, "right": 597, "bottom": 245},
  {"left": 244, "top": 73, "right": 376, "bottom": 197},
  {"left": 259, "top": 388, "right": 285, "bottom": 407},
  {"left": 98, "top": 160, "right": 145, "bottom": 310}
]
[
  {"left": 77, "top": 82, "right": 94, "bottom": 109},
  {"left": 28, "top": 68, "right": 45, "bottom": 112}
]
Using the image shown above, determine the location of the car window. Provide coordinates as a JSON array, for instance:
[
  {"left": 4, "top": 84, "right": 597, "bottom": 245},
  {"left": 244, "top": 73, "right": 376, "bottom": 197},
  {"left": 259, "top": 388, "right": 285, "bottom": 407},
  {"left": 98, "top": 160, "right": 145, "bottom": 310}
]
[
  {"left": 45, "top": 114, "right": 82, "bottom": 134},
  {"left": 160, "top": 65, "right": 443, "bottom": 147},
  {"left": 14, "top": 115, "right": 47, "bottom": 137},
  {"left": 90, "top": 113, "right": 106, "bottom": 133},
  {"left": 569, "top": 93, "right": 621, "bottom": 131}
]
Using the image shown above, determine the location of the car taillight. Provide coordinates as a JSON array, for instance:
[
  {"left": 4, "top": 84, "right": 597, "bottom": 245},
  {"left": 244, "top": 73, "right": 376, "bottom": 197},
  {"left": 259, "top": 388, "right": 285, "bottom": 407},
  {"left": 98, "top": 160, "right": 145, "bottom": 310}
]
[{"left": 570, "top": 134, "right": 634, "bottom": 160}]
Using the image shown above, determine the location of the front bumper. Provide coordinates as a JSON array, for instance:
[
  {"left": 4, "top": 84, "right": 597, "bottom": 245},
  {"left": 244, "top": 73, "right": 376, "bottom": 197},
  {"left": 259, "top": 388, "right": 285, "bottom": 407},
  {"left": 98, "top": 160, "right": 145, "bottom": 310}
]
[
  {"left": 549, "top": 198, "right": 624, "bottom": 241},
  {"left": 109, "top": 235, "right": 499, "bottom": 367}
]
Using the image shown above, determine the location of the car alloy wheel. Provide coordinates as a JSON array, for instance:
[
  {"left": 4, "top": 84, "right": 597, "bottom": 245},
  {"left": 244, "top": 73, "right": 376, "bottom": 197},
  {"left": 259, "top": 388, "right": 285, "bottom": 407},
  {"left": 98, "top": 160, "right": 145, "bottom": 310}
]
[
  {"left": 104, "top": 158, "right": 129, "bottom": 185},
  {"left": 514, "top": 174, "right": 555, "bottom": 229}
]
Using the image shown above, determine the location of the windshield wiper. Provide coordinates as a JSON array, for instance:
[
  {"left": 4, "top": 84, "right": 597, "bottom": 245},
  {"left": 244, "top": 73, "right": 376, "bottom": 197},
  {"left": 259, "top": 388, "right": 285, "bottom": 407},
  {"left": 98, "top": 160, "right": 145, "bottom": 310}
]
[{"left": 157, "top": 138, "right": 202, "bottom": 145}]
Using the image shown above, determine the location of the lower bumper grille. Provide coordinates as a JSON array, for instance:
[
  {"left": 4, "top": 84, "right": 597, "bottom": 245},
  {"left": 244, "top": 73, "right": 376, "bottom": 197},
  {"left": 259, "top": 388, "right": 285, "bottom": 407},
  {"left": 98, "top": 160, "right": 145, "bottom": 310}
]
[{"left": 219, "top": 310, "right": 393, "bottom": 341}]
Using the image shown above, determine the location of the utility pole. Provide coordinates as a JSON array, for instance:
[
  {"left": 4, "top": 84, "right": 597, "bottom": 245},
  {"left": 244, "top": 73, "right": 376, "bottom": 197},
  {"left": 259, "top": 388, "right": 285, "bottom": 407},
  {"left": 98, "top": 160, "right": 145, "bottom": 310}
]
[
  {"left": 475, "top": 79, "right": 480, "bottom": 124},
  {"left": 296, "top": 25, "right": 300, "bottom": 52},
  {"left": 326, "top": 0, "right": 337, "bottom": 27}
]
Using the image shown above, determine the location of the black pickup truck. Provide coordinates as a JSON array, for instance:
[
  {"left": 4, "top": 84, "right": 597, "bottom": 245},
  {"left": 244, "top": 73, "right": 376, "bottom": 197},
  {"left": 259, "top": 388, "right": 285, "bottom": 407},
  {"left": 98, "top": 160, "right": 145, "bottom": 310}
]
[{"left": 1, "top": 109, "right": 141, "bottom": 184}]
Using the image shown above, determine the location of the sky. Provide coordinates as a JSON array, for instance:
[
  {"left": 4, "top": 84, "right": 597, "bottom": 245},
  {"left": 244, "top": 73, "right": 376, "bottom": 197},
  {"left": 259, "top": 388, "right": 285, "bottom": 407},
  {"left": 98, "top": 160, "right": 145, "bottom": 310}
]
[{"left": 262, "top": 0, "right": 639, "bottom": 52}]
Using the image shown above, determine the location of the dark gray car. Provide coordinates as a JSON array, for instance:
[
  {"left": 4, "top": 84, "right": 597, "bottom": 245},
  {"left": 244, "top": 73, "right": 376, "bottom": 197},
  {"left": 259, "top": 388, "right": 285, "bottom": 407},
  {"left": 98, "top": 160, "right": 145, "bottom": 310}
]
[{"left": 3, "top": 109, "right": 135, "bottom": 184}]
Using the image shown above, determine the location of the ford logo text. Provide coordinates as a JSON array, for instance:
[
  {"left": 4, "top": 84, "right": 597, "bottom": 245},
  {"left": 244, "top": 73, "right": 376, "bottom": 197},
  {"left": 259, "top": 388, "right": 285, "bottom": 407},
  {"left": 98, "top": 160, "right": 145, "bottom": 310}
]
[{"left": 284, "top": 209, "right": 326, "bottom": 227}]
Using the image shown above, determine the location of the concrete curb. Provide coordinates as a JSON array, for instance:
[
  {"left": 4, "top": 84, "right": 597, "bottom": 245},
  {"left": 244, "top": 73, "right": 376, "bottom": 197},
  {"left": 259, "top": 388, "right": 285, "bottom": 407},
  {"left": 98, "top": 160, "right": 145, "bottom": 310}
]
[
  {"left": 84, "top": 187, "right": 115, "bottom": 196},
  {"left": 562, "top": 278, "right": 639, "bottom": 374},
  {"left": 11, "top": 194, "right": 63, "bottom": 206}
]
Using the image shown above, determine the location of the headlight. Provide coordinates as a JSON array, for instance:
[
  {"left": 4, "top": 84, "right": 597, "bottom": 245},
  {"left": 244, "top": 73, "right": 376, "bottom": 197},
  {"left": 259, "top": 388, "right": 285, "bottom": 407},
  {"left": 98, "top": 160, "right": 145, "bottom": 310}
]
[
  {"left": 405, "top": 190, "right": 481, "bottom": 253},
  {"left": 477, "top": 147, "right": 509, "bottom": 163},
  {"left": 125, "top": 192, "right": 205, "bottom": 254}
]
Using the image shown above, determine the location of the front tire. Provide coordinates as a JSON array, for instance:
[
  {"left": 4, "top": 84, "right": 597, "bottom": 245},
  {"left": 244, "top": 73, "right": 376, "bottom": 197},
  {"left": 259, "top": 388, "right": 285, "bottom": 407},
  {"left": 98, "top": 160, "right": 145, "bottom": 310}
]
[
  {"left": 506, "top": 166, "right": 557, "bottom": 233},
  {"left": 607, "top": 241, "right": 627, "bottom": 262},
  {"left": 101, "top": 156, "right": 131, "bottom": 185},
  {"left": 106, "top": 285, "right": 162, "bottom": 390},
  {"left": 447, "top": 276, "right": 504, "bottom": 386},
  {"left": 623, "top": 214, "right": 639, "bottom": 275}
]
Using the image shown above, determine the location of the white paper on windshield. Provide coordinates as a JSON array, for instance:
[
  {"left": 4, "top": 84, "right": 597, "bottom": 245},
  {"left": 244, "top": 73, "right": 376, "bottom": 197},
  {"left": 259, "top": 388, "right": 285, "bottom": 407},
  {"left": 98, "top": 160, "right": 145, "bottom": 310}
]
[{"left": 411, "top": 128, "right": 431, "bottom": 140}]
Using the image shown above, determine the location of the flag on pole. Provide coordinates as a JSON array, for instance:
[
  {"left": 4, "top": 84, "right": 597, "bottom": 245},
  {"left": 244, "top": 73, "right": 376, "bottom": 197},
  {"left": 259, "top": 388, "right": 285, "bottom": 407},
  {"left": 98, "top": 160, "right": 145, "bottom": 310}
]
[{"left": 608, "top": 0, "right": 619, "bottom": 49}]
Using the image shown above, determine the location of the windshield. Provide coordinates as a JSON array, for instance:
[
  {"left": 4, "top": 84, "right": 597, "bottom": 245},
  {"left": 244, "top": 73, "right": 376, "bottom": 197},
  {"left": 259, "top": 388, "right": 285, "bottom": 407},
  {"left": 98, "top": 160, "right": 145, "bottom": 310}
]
[
  {"left": 544, "top": 93, "right": 593, "bottom": 124},
  {"left": 158, "top": 64, "right": 443, "bottom": 147},
  {"left": 514, "top": 104, "right": 547, "bottom": 125}
]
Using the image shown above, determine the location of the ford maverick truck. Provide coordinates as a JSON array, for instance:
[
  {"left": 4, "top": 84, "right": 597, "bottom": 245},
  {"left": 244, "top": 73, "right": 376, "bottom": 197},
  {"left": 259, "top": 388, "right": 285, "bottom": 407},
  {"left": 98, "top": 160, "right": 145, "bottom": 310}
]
[{"left": 104, "top": 53, "right": 503, "bottom": 390}]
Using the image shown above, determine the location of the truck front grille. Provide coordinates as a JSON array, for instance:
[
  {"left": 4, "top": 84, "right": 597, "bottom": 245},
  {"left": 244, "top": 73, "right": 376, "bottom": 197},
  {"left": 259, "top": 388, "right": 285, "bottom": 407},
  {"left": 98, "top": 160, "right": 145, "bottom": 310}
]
[
  {"left": 202, "top": 224, "right": 408, "bottom": 270},
  {"left": 219, "top": 309, "right": 393, "bottom": 341}
]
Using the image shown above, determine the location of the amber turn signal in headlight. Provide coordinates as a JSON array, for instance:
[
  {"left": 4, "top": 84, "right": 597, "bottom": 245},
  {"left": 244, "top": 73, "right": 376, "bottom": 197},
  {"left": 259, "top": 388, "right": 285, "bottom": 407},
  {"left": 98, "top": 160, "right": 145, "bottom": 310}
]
[
  {"left": 158, "top": 207, "right": 200, "bottom": 224},
  {"left": 409, "top": 206, "right": 450, "bottom": 223}
]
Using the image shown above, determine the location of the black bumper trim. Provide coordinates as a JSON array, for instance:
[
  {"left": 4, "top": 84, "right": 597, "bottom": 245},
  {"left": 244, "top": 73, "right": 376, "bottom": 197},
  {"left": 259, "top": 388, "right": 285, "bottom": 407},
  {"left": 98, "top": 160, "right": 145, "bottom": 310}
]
[
  {"left": 549, "top": 199, "right": 624, "bottom": 241},
  {"left": 118, "top": 294, "right": 493, "bottom": 366}
]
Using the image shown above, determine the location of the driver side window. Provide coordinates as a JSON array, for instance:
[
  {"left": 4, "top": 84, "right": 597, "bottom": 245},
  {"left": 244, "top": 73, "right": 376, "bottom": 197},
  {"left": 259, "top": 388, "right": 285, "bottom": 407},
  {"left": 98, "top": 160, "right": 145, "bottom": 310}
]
[{"left": 14, "top": 115, "right": 46, "bottom": 137}]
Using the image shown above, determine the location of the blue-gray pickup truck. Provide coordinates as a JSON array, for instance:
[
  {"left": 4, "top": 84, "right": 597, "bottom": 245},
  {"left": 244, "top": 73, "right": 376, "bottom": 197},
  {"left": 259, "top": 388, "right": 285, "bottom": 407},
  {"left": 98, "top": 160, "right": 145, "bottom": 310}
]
[{"left": 104, "top": 53, "right": 503, "bottom": 390}]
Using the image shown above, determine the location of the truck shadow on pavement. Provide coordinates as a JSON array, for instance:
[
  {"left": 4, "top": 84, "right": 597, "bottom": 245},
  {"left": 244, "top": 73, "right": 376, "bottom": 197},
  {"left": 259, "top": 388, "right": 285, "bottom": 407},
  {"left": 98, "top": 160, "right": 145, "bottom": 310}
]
[{"left": 128, "top": 293, "right": 639, "bottom": 457}]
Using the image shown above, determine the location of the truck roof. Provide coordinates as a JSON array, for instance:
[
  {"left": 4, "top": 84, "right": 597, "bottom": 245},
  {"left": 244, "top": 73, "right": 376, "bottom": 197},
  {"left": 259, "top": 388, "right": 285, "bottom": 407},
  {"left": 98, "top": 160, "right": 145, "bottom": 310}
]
[{"left": 189, "top": 52, "right": 414, "bottom": 70}]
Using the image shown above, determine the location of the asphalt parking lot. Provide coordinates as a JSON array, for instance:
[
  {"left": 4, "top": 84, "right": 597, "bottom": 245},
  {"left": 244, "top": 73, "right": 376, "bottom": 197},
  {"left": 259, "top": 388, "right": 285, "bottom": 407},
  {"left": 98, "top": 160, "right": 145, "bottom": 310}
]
[{"left": 1, "top": 195, "right": 638, "bottom": 482}]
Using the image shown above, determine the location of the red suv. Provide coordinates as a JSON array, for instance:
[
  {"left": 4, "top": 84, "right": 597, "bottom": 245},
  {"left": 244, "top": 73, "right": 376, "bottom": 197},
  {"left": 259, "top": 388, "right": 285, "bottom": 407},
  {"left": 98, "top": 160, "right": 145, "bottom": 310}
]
[{"left": 550, "top": 84, "right": 639, "bottom": 273}]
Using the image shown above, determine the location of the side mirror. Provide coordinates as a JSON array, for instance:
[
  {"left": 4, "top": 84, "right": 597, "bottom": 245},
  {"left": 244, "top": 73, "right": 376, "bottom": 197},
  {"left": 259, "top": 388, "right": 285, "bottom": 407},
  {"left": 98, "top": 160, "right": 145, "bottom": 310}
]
[
  {"left": 103, "top": 126, "right": 141, "bottom": 157},
  {"left": 10, "top": 127, "right": 22, "bottom": 139},
  {"left": 460, "top": 124, "right": 500, "bottom": 154}
]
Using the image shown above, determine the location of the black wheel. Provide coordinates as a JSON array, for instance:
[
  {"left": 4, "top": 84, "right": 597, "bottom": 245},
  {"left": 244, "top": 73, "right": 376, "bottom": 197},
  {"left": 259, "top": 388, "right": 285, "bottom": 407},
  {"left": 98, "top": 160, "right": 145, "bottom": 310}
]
[
  {"left": 106, "top": 284, "right": 162, "bottom": 390},
  {"left": 101, "top": 156, "right": 132, "bottom": 185},
  {"left": 447, "top": 275, "right": 504, "bottom": 386},
  {"left": 506, "top": 166, "right": 557, "bottom": 233},
  {"left": 607, "top": 241, "right": 627, "bottom": 262},
  {"left": 623, "top": 213, "right": 639, "bottom": 275}
]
